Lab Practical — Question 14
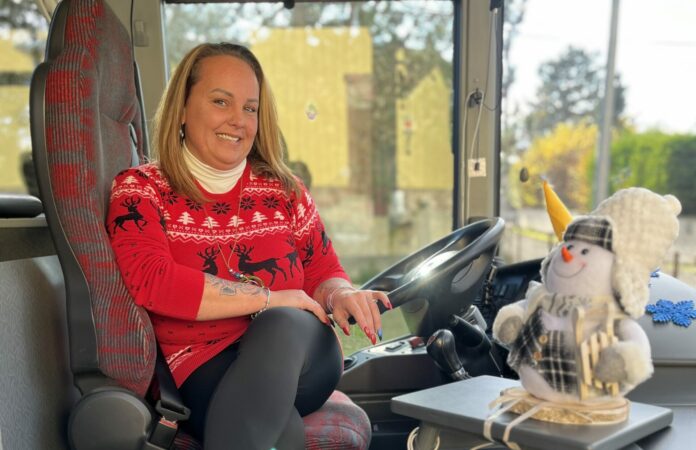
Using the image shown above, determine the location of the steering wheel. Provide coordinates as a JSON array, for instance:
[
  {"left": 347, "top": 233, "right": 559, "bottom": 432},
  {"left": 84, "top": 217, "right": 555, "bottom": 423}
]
[{"left": 360, "top": 218, "right": 505, "bottom": 313}]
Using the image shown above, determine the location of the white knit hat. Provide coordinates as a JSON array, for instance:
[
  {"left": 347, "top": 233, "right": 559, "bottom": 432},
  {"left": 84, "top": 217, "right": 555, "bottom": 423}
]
[
  {"left": 541, "top": 188, "right": 682, "bottom": 318},
  {"left": 592, "top": 188, "right": 681, "bottom": 318}
]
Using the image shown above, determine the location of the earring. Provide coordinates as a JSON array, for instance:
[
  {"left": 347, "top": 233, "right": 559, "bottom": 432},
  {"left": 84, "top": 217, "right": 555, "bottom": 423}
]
[{"left": 179, "top": 124, "right": 185, "bottom": 141}]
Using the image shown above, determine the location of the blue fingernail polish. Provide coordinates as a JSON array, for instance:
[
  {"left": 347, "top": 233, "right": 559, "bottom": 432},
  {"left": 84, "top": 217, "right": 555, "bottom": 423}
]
[{"left": 377, "top": 328, "right": 383, "bottom": 340}]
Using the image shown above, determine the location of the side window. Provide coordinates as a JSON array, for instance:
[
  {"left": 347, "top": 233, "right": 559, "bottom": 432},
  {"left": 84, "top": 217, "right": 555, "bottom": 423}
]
[
  {"left": 164, "top": 1, "right": 455, "bottom": 351},
  {"left": 501, "top": 0, "right": 696, "bottom": 287},
  {"left": 0, "top": 3, "right": 47, "bottom": 197}
]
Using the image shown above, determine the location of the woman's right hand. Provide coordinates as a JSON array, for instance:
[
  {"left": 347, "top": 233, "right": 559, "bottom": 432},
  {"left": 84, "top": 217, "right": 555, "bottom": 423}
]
[{"left": 268, "top": 289, "right": 330, "bottom": 325}]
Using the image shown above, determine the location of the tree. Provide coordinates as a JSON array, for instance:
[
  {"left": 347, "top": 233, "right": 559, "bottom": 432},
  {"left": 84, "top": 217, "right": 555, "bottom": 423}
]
[
  {"left": 665, "top": 136, "right": 696, "bottom": 215},
  {"left": 177, "top": 211, "right": 194, "bottom": 225},
  {"left": 0, "top": 0, "right": 46, "bottom": 66},
  {"left": 524, "top": 46, "right": 626, "bottom": 138},
  {"left": 0, "top": 0, "right": 42, "bottom": 28},
  {"left": 512, "top": 121, "right": 597, "bottom": 210},
  {"left": 164, "top": 3, "right": 286, "bottom": 68},
  {"left": 227, "top": 216, "right": 244, "bottom": 227},
  {"left": 252, "top": 211, "right": 267, "bottom": 223},
  {"left": 204, "top": 216, "right": 220, "bottom": 229},
  {"left": 606, "top": 131, "right": 696, "bottom": 214},
  {"left": 608, "top": 130, "right": 672, "bottom": 193}
]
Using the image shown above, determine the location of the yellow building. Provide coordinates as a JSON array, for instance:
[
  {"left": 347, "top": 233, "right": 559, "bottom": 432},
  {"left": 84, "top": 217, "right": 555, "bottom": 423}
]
[
  {"left": 396, "top": 67, "right": 453, "bottom": 190},
  {"left": 252, "top": 28, "right": 451, "bottom": 194},
  {"left": 251, "top": 27, "right": 372, "bottom": 189}
]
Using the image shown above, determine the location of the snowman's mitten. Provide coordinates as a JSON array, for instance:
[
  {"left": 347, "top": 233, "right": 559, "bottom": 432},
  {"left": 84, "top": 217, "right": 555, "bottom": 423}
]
[
  {"left": 594, "top": 342, "right": 653, "bottom": 386},
  {"left": 493, "top": 303, "right": 526, "bottom": 346},
  {"left": 594, "top": 346, "right": 626, "bottom": 383}
]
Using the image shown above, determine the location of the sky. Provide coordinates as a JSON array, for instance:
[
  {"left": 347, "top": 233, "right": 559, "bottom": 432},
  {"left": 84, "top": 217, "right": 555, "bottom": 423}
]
[{"left": 507, "top": 0, "right": 696, "bottom": 133}]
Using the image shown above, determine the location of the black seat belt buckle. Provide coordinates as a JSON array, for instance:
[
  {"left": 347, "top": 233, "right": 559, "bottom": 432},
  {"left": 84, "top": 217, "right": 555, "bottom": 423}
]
[{"left": 149, "top": 400, "right": 190, "bottom": 448}]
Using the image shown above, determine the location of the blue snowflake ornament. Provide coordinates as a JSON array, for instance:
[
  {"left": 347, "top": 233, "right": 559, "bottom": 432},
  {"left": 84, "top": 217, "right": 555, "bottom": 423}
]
[{"left": 646, "top": 300, "right": 696, "bottom": 327}]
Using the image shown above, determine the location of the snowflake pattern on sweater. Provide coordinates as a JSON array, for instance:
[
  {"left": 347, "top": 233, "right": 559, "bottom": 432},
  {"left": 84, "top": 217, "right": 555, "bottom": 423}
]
[{"left": 107, "top": 162, "right": 348, "bottom": 386}]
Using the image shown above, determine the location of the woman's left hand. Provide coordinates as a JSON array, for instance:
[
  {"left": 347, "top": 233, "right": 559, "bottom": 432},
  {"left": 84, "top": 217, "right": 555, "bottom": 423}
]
[{"left": 330, "top": 288, "right": 392, "bottom": 345}]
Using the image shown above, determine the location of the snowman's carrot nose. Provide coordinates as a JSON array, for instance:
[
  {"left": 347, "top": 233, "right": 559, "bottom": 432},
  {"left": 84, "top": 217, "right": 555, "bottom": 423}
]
[{"left": 561, "top": 246, "right": 573, "bottom": 262}]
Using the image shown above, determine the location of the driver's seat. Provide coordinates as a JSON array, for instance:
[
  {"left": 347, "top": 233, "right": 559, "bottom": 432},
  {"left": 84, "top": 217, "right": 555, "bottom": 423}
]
[{"left": 29, "top": 0, "right": 370, "bottom": 448}]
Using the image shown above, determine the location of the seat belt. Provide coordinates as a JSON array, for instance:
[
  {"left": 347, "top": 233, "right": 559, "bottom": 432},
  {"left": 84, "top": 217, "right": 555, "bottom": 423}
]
[
  {"left": 148, "top": 345, "right": 191, "bottom": 449},
  {"left": 127, "top": 25, "right": 189, "bottom": 446}
]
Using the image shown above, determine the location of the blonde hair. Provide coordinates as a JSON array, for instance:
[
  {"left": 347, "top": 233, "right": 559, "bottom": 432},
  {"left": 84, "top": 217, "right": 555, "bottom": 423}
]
[{"left": 152, "top": 42, "right": 300, "bottom": 203}]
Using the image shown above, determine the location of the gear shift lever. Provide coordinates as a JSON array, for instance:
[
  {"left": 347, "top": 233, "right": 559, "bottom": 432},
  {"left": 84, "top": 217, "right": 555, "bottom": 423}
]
[
  {"left": 449, "top": 313, "right": 505, "bottom": 376},
  {"left": 448, "top": 314, "right": 491, "bottom": 353},
  {"left": 426, "top": 329, "right": 470, "bottom": 380}
]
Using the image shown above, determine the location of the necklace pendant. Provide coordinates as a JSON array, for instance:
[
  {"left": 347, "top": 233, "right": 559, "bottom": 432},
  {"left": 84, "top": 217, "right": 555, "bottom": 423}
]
[
  {"left": 228, "top": 269, "right": 265, "bottom": 288},
  {"left": 229, "top": 269, "right": 242, "bottom": 280}
]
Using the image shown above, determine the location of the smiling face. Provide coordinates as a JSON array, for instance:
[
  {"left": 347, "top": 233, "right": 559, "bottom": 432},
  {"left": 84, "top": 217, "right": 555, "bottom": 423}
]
[
  {"left": 182, "top": 55, "right": 259, "bottom": 170},
  {"left": 545, "top": 239, "right": 615, "bottom": 296}
]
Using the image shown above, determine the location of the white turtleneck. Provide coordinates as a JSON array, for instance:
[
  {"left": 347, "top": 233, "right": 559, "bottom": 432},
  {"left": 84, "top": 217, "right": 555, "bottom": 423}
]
[{"left": 182, "top": 141, "right": 246, "bottom": 194}]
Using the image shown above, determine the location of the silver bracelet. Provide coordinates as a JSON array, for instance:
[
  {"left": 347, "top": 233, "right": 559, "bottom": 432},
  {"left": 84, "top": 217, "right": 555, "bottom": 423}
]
[
  {"left": 326, "top": 286, "right": 356, "bottom": 313},
  {"left": 251, "top": 287, "right": 271, "bottom": 319}
]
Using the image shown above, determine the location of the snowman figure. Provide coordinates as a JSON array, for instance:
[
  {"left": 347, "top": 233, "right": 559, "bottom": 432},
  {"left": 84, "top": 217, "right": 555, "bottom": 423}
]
[{"left": 493, "top": 188, "right": 681, "bottom": 403}]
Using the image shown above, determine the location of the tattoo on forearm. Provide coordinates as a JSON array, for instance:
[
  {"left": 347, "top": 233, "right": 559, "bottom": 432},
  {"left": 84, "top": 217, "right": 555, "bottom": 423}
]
[{"left": 205, "top": 273, "right": 263, "bottom": 297}]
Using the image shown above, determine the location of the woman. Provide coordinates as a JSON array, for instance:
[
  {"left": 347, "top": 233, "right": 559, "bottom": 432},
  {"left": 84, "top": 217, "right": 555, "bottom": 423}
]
[{"left": 107, "top": 42, "right": 391, "bottom": 449}]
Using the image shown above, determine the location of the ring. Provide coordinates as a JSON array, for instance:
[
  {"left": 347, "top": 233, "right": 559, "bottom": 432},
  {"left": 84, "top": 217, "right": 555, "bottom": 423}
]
[{"left": 372, "top": 299, "right": 379, "bottom": 304}]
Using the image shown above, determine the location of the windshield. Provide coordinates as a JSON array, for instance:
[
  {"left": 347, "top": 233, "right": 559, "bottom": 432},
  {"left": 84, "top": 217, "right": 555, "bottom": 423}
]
[{"left": 2, "top": 0, "right": 694, "bottom": 353}]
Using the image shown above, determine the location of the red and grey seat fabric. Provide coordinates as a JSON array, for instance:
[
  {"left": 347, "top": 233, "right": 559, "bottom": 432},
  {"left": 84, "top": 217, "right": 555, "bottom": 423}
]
[
  {"left": 29, "top": 0, "right": 370, "bottom": 449},
  {"left": 173, "top": 391, "right": 371, "bottom": 450}
]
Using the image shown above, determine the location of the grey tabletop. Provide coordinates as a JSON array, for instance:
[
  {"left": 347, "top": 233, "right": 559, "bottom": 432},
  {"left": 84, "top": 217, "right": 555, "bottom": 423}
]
[{"left": 391, "top": 376, "right": 673, "bottom": 450}]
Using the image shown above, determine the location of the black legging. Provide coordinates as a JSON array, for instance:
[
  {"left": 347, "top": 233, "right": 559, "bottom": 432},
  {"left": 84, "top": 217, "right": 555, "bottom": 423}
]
[{"left": 179, "top": 307, "right": 343, "bottom": 450}]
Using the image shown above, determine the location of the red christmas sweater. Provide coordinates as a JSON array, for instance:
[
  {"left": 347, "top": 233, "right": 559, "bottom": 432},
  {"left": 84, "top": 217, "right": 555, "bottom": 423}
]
[{"left": 107, "top": 162, "right": 349, "bottom": 386}]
